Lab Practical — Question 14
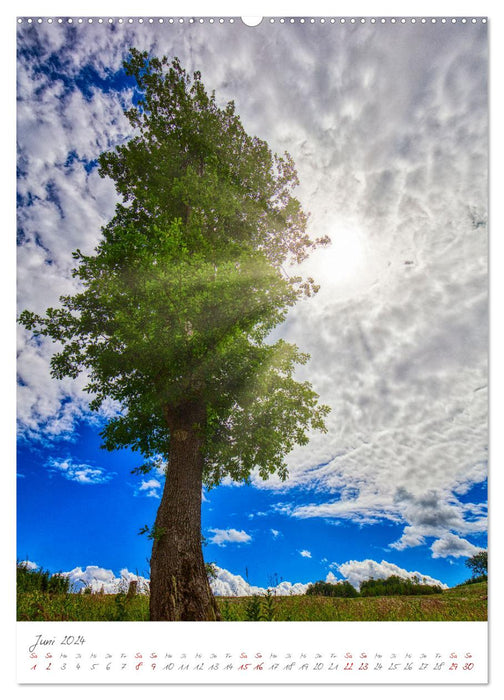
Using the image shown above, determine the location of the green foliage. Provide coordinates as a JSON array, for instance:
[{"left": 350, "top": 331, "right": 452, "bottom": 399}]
[
  {"left": 241, "top": 590, "right": 278, "bottom": 620},
  {"left": 205, "top": 562, "right": 218, "bottom": 581},
  {"left": 219, "top": 599, "right": 238, "bottom": 621},
  {"left": 113, "top": 591, "right": 129, "bottom": 620},
  {"left": 138, "top": 524, "right": 167, "bottom": 541},
  {"left": 306, "top": 580, "right": 359, "bottom": 598},
  {"left": 113, "top": 583, "right": 141, "bottom": 620},
  {"left": 359, "top": 575, "right": 443, "bottom": 597},
  {"left": 305, "top": 576, "right": 443, "bottom": 598},
  {"left": 18, "top": 48, "right": 330, "bottom": 488},
  {"left": 260, "top": 589, "right": 277, "bottom": 620},
  {"left": 457, "top": 574, "right": 487, "bottom": 586},
  {"left": 465, "top": 550, "right": 487, "bottom": 578},
  {"left": 17, "top": 561, "right": 70, "bottom": 595},
  {"left": 244, "top": 595, "right": 263, "bottom": 621}
]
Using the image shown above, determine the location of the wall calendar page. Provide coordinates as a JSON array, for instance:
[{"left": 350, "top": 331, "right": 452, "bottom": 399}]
[{"left": 15, "top": 8, "right": 489, "bottom": 688}]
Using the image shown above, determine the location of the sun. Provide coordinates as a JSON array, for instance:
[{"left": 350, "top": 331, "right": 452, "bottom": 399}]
[{"left": 304, "top": 223, "right": 373, "bottom": 300}]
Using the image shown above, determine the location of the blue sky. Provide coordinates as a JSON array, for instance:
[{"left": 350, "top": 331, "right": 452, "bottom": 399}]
[
  {"left": 16, "top": 16, "right": 488, "bottom": 594},
  {"left": 17, "top": 419, "right": 487, "bottom": 590}
]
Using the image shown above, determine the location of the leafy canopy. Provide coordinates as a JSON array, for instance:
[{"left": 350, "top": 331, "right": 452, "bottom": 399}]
[
  {"left": 465, "top": 551, "right": 487, "bottom": 578},
  {"left": 19, "top": 49, "right": 330, "bottom": 487}
]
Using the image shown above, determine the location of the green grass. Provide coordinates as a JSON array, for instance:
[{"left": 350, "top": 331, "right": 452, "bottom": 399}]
[
  {"left": 218, "top": 582, "right": 487, "bottom": 621},
  {"left": 17, "top": 582, "right": 487, "bottom": 622},
  {"left": 17, "top": 590, "right": 151, "bottom": 621}
]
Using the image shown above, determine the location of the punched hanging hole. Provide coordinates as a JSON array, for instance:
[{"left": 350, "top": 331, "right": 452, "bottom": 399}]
[{"left": 241, "top": 17, "right": 263, "bottom": 26}]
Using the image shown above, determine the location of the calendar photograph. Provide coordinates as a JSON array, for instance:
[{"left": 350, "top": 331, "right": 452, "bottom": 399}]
[{"left": 15, "top": 12, "right": 488, "bottom": 684}]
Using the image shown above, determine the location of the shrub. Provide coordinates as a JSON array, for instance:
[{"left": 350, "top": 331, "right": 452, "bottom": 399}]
[
  {"left": 244, "top": 595, "right": 262, "bottom": 621},
  {"left": 17, "top": 561, "right": 70, "bottom": 595},
  {"left": 261, "top": 589, "right": 276, "bottom": 620}
]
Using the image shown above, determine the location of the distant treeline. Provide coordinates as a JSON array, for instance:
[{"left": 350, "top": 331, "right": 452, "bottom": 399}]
[
  {"left": 17, "top": 562, "right": 446, "bottom": 599},
  {"left": 305, "top": 580, "right": 359, "bottom": 597},
  {"left": 306, "top": 575, "right": 443, "bottom": 598},
  {"left": 457, "top": 574, "right": 487, "bottom": 586}
]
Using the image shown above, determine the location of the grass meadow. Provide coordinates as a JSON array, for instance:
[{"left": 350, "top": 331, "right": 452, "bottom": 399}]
[{"left": 17, "top": 581, "right": 487, "bottom": 622}]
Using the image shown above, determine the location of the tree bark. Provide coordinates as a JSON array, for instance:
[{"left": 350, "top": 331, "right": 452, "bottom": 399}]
[{"left": 149, "top": 401, "right": 220, "bottom": 621}]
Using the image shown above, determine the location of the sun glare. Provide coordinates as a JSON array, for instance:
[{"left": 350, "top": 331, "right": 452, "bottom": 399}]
[{"left": 306, "top": 224, "right": 371, "bottom": 299}]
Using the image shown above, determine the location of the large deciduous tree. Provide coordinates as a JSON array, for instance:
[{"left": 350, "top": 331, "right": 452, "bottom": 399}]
[
  {"left": 19, "top": 49, "right": 330, "bottom": 621},
  {"left": 465, "top": 551, "right": 487, "bottom": 579}
]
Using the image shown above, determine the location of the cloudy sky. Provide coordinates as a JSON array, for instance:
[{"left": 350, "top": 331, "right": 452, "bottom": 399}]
[{"left": 16, "top": 15, "right": 488, "bottom": 592}]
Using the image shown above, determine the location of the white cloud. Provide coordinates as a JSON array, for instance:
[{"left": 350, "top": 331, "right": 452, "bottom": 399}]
[
  {"left": 148, "top": 456, "right": 168, "bottom": 478},
  {"left": 61, "top": 563, "right": 310, "bottom": 597},
  {"left": 17, "top": 330, "right": 95, "bottom": 442},
  {"left": 337, "top": 559, "right": 448, "bottom": 591},
  {"left": 46, "top": 457, "right": 114, "bottom": 485},
  {"left": 210, "top": 567, "right": 311, "bottom": 597},
  {"left": 19, "top": 560, "right": 38, "bottom": 571},
  {"left": 325, "top": 571, "right": 341, "bottom": 584},
  {"left": 270, "top": 529, "right": 281, "bottom": 539},
  {"left": 220, "top": 476, "right": 245, "bottom": 487},
  {"left": 131, "top": 458, "right": 167, "bottom": 498},
  {"left": 243, "top": 25, "right": 487, "bottom": 555},
  {"left": 62, "top": 565, "right": 149, "bottom": 594},
  {"left": 136, "top": 478, "right": 162, "bottom": 499},
  {"left": 16, "top": 27, "right": 129, "bottom": 440},
  {"left": 208, "top": 528, "right": 252, "bottom": 547},
  {"left": 299, "top": 549, "right": 312, "bottom": 558},
  {"left": 430, "top": 534, "right": 483, "bottom": 559},
  {"left": 57, "top": 559, "right": 448, "bottom": 598}
]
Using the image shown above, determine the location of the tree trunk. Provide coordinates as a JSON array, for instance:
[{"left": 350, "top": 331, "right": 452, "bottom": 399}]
[{"left": 149, "top": 401, "right": 220, "bottom": 621}]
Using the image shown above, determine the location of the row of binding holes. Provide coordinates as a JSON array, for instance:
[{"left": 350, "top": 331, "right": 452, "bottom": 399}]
[
  {"left": 270, "top": 17, "right": 486, "bottom": 24},
  {"left": 18, "top": 17, "right": 487, "bottom": 24},
  {"left": 18, "top": 18, "right": 234, "bottom": 24}
]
